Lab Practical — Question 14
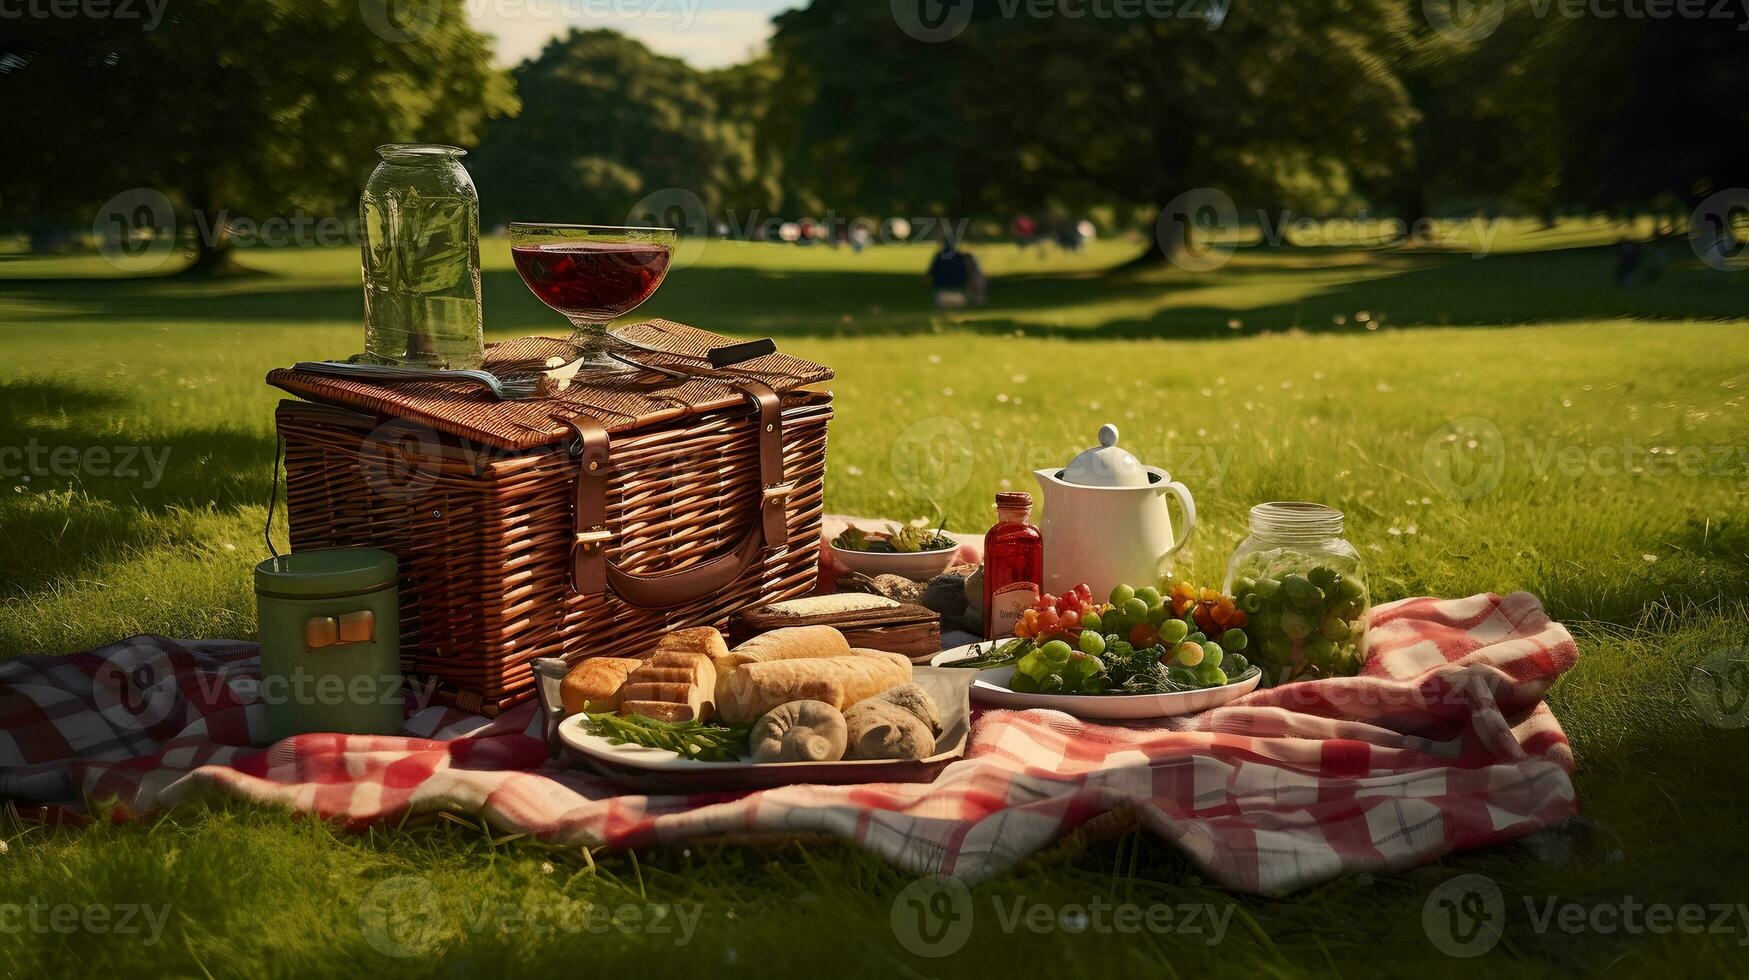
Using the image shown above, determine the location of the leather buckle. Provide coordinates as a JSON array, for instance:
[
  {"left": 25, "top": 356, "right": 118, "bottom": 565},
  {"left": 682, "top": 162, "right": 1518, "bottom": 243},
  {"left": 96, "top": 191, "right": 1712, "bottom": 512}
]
[
  {"left": 574, "top": 526, "right": 611, "bottom": 550},
  {"left": 761, "top": 481, "right": 794, "bottom": 505}
]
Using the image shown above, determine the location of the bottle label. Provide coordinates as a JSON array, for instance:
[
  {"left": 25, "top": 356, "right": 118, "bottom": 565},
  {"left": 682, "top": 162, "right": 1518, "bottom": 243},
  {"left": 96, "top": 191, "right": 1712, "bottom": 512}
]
[{"left": 989, "top": 580, "right": 1040, "bottom": 638}]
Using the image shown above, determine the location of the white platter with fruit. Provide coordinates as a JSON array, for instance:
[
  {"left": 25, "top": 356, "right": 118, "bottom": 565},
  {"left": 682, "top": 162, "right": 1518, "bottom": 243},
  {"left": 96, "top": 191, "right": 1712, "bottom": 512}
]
[{"left": 932, "top": 581, "right": 1263, "bottom": 719}]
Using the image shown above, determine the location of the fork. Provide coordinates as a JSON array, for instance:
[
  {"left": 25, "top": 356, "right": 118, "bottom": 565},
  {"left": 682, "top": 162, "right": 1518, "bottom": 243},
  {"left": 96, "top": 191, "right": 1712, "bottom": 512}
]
[{"left": 292, "top": 361, "right": 544, "bottom": 400}]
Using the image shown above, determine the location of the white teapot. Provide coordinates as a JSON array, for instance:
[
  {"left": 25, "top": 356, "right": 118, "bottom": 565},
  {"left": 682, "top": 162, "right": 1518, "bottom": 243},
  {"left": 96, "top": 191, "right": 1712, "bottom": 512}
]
[{"left": 1033, "top": 424, "right": 1196, "bottom": 597}]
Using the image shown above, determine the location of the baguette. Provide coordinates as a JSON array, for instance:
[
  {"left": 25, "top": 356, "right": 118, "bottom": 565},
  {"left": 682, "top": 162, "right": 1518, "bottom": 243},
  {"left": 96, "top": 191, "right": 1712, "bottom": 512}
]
[
  {"left": 718, "top": 652, "right": 912, "bottom": 723},
  {"left": 717, "top": 625, "right": 850, "bottom": 669},
  {"left": 559, "top": 657, "right": 642, "bottom": 715}
]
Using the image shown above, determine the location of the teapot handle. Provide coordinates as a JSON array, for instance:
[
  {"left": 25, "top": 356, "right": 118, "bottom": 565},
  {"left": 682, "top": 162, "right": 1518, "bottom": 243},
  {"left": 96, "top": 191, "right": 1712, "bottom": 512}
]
[{"left": 1159, "top": 481, "right": 1197, "bottom": 558}]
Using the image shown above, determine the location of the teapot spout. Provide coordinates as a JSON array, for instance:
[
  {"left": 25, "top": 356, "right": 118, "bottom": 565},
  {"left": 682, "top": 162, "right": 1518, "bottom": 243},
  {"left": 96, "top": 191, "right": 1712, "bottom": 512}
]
[{"left": 1033, "top": 468, "right": 1067, "bottom": 495}]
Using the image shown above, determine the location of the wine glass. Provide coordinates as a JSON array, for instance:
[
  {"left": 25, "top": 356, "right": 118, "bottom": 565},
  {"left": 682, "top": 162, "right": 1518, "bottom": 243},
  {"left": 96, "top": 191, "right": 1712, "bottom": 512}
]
[{"left": 508, "top": 222, "right": 677, "bottom": 372}]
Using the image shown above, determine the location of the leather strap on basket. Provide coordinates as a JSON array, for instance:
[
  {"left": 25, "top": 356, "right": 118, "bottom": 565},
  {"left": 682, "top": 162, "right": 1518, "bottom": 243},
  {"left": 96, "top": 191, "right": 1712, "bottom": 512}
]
[{"left": 559, "top": 378, "right": 791, "bottom": 609}]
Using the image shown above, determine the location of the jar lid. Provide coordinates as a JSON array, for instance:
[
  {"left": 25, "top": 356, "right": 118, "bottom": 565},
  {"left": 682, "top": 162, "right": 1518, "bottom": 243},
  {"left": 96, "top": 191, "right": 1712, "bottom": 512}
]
[
  {"left": 1059, "top": 424, "right": 1150, "bottom": 488},
  {"left": 254, "top": 548, "right": 398, "bottom": 599},
  {"left": 994, "top": 491, "right": 1033, "bottom": 508}
]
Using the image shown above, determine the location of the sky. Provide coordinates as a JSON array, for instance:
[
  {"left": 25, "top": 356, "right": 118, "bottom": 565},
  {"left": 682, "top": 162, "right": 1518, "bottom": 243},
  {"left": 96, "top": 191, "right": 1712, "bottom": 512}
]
[{"left": 471, "top": 0, "right": 801, "bottom": 69}]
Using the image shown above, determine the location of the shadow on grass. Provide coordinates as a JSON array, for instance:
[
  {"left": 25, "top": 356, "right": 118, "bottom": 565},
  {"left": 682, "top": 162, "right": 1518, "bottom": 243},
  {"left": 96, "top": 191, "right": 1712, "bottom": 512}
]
[
  {"left": 4, "top": 239, "right": 1744, "bottom": 343},
  {"left": 0, "top": 377, "right": 277, "bottom": 593}
]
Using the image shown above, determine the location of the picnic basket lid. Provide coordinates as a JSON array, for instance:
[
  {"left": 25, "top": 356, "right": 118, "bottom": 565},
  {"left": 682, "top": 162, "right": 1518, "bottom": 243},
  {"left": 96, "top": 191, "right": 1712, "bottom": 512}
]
[{"left": 266, "top": 320, "right": 833, "bottom": 450}]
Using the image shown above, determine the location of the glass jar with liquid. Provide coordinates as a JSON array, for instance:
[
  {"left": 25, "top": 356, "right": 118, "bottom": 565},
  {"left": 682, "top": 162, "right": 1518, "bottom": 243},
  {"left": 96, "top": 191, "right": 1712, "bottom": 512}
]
[{"left": 359, "top": 144, "right": 483, "bottom": 369}]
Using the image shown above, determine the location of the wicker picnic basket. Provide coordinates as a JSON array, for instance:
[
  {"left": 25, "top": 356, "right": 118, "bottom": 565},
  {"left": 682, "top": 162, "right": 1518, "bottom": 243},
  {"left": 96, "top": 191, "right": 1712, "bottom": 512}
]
[{"left": 265, "top": 320, "right": 833, "bottom": 715}]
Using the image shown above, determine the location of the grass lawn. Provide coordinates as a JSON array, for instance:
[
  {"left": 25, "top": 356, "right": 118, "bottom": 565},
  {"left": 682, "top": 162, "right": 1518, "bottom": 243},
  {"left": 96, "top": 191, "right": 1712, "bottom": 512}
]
[{"left": 2, "top": 224, "right": 1748, "bottom": 975}]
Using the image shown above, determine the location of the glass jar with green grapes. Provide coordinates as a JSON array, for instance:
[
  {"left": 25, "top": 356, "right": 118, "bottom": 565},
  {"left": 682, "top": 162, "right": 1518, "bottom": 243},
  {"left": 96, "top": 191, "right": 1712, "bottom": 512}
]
[{"left": 1223, "top": 502, "right": 1369, "bottom": 685}]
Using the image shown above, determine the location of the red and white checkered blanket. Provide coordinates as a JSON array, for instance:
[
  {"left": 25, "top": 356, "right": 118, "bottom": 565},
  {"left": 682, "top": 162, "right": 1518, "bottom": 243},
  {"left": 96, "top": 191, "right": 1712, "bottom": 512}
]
[{"left": 0, "top": 591, "right": 1577, "bottom": 894}]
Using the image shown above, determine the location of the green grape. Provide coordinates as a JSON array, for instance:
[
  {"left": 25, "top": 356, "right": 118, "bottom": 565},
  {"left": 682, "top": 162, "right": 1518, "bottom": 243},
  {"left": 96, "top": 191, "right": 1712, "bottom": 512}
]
[
  {"left": 1254, "top": 577, "right": 1282, "bottom": 600},
  {"left": 1038, "top": 673, "right": 1064, "bottom": 693},
  {"left": 1281, "top": 575, "right": 1323, "bottom": 608},
  {"left": 1239, "top": 592, "right": 1264, "bottom": 614},
  {"left": 1338, "top": 575, "right": 1366, "bottom": 600},
  {"left": 1320, "top": 615, "right": 1350, "bottom": 641},
  {"left": 1219, "top": 628, "right": 1249, "bottom": 652},
  {"left": 1309, "top": 566, "right": 1337, "bottom": 592},
  {"left": 1146, "top": 604, "right": 1173, "bottom": 627},
  {"left": 1158, "top": 619, "right": 1189, "bottom": 644},
  {"left": 1135, "top": 586, "right": 1163, "bottom": 609},
  {"left": 1109, "top": 583, "right": 1136, "bottom": 606},
  {"left": 1201, "top": 642, "right": 1224, "bottom": 669},
  {"left": 1078, "top": 630, "right": 1107, "bottom": 655},
  {"left": 1225, "top": 652, "right": 1251, "bottom": 675},
  {"left": 1122, "top": 597, "right": 1149, "bottom": 621},
  {"left": 1172, "top": 642, "right": 1204, "bottom": 667},
  {"left": 1279, "top": 611, "right": 1313, "bottom": 639},
  {"left": 1010, "top": 671, "right": 1041, "bottom": 693},
  {"left": 1194, "top": 663, "right": 1228, "bottom": 687},
  {"left": 1041, "top": 640, "right": 1073, "bottom": 664},
  {"left": 1068, "top": 652, "right": 1104, "bottom": 679},
  {"left": 1079, "top": 611, "right": 1103, "bottom": 633},
  {"left": 1187, "top": 631, "right": 1206, "bottom": 644},
  {"left": 1233, "top": 575, "right": 1257, "bottom": 597},
  {"left": 1018, "top": 651, "right": 1050, "bottom": 681}
]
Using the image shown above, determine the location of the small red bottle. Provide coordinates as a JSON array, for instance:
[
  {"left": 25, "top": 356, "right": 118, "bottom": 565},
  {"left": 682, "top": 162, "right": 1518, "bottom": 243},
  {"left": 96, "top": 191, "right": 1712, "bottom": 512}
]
[{"left": 982, "top": 491, "right": 1043, "bottom": 639}]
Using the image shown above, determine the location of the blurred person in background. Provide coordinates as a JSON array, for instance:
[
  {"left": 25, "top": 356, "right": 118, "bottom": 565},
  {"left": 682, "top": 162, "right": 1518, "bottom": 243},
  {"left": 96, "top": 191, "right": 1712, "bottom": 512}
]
[{"left": 926, "top": 236, "right": 984, "bottom": 309}]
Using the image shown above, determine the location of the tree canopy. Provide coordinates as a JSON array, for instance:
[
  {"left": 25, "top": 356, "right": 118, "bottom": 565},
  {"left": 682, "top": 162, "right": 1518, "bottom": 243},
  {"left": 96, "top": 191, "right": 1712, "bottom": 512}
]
[
  {"left": 468, "top": 30, "right": 761, "bottom": 228},
  {"left": 1, "top": 0, "right": 517, "bottom": 268},
  {"left": 7, "top": 0, "right": 1747, "bottom": 270},
  {"left": 766, "top": 0, "right": 1419, "bottom": 247}
]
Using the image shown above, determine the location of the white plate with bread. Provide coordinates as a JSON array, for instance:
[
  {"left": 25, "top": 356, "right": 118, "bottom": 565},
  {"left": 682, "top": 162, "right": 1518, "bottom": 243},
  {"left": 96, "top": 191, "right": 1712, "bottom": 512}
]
[{"left": 534, "top": 625, "right": 975, "bottom": 791}]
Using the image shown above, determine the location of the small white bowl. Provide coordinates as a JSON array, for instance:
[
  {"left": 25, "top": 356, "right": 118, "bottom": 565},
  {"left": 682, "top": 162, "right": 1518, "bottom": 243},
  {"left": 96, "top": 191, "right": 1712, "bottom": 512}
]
[{"left": 827, "top": 542, "right": 959, "bottom": 582}]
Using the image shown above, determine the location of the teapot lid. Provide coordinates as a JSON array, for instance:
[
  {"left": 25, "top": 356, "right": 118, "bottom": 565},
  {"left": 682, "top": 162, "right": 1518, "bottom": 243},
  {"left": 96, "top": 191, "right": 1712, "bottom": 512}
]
[{"left": 1060, "top": 424, "right": 1150, "bottom": 488}]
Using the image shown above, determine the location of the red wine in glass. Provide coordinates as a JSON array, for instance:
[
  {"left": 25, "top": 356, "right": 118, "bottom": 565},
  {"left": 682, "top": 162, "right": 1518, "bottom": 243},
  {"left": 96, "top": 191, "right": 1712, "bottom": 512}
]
[
  {"left": 511, "top": 241, "right": 673, "bottom": 321},
  {"left": 507, "top": 223, "right": 678, "bottom": 373}
]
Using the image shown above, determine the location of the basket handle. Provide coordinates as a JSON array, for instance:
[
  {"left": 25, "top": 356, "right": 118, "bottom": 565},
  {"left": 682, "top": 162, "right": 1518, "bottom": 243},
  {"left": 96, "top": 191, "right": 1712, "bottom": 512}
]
[{"left": 560, "top": 380, "right": 790, "bottom": 609}]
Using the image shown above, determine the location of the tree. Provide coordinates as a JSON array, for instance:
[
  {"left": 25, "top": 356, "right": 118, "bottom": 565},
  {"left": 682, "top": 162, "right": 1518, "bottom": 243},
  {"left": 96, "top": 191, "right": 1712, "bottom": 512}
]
[
  {"left": 1501, "top": 7, "right": 1749, "bottom": 218},
  {"left": 0, "top": 0, "right": 517, "bottom": 273},
  {"left": 704, "top": 56, "right": 786, "bottom": 218},
  {"left": 469, "top": 30, "right": 758, "bottom": 229},
  {"left": 766, "top": 0, "right": 1419, "bottom": 263}
]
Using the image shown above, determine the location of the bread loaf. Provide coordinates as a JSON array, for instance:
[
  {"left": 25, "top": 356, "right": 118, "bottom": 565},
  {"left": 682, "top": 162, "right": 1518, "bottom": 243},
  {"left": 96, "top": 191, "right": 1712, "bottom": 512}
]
[
  {"left": 559, "top": 657, "right": 642, "bottom": 715},
  {"left": 718, "top": 651, "right": 912, "bottom": 723},
  {"left": 616, "top": 648, "right": 716, "bottom": 722},
  {"left": 716, "top": 625, "right": 851, "bottom": 672},
  {"left": 651, "top": 626, "right": 728, "bottom": 661},
  {"left": 621, "top": 700, "right": 705, "bottom": 723}
]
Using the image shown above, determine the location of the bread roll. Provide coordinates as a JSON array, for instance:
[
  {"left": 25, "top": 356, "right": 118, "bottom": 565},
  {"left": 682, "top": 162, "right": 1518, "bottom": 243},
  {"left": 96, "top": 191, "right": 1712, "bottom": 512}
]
[
  {"left": 719, "top": 653, "right": 912, "bottom": 723},
  {"left": 559, "top": 657, "right": 641, "bottom": 715},
  {"left": 652, "top": 626, "right": 728, "bottom": 661},
  {"left": 843, "top": 683, "right": 939, "bottom": 760}
]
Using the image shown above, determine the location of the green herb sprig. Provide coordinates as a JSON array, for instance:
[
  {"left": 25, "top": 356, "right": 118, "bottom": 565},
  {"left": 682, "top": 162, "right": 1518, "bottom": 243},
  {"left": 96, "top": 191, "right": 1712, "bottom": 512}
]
[
  {"left": 582, "top": 712, "right": 752, "bottom": 762},
  {"left": 949, "top": 636, "right": 1035, "bottom": 669}
]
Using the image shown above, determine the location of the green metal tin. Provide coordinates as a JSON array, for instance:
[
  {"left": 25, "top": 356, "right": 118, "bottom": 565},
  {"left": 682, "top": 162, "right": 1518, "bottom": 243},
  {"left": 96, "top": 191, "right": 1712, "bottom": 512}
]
[{"left": 254, "top": 548, "right": 404, "bottom": 742}]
